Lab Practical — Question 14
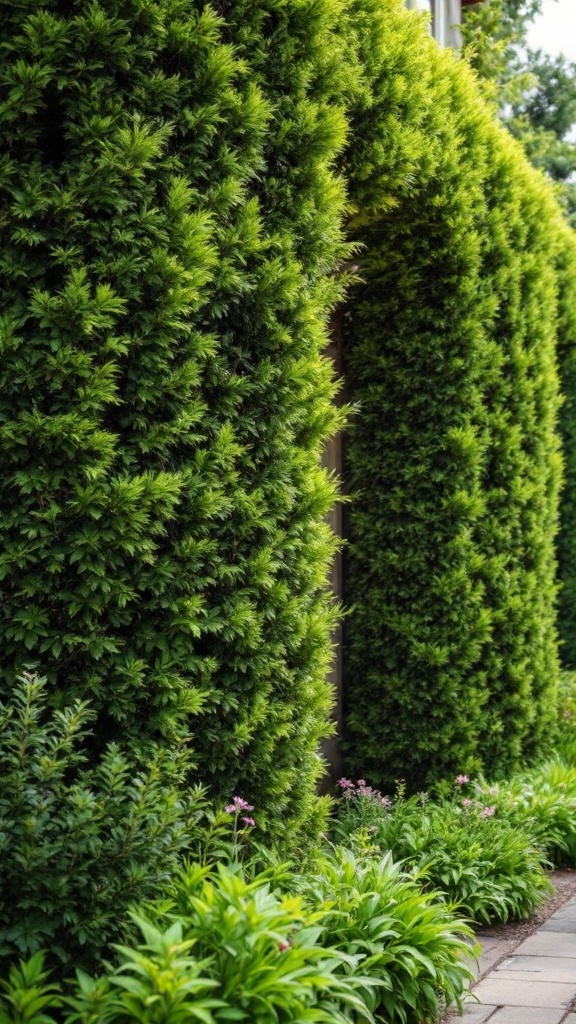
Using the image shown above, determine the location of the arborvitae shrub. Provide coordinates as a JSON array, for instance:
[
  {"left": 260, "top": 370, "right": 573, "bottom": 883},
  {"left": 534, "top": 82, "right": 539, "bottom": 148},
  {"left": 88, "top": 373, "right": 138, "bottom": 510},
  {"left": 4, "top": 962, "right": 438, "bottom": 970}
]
[
  {"left": 473, "top": 134, "right": 563, "bottom": 770},
  {"left": 0, "top": 0, "right": 349, "bottom": 846},
  {"left": 341, "top": 0, "right": 565, "bottom": 791},
  {"left": 556, "top": 229, "right": 576, "bottom": 667}
]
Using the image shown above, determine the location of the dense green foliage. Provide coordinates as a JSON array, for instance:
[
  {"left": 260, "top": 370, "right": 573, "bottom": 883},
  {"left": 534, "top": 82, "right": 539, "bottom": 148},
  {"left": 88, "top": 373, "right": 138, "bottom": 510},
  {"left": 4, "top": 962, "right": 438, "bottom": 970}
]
[
  {"left": 0, "top": 0, "right": 352, "bottom": 845},
  {"left": 475, "top": 759, "right": 576, "bottom": 866},
  {"left": 556, "top": 234, "right": 576, "bottom": 666},
  {"left": 0, "top": 858, "right": 474, "bottom": 1024},
  {"left": 297, "top": 848, "right": 474, "bottom": 1024},
  {"left": 0, "top": 674, "right": 202, "bottom": 970},
  {"left": 335, "top": 779, "right": 551, "bottom": 924},
  {"left": 342, "top": 0, "right": 565, "bottom": 791}
]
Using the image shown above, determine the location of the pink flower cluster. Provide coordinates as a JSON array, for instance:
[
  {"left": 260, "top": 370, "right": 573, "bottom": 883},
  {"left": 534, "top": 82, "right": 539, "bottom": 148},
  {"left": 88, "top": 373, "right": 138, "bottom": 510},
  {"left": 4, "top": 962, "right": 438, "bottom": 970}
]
[
  {"left": 338, "top": 778, "right": 392, "bottom": 808},
  {"left": 462, "top": 798, "right": 496, "bottom": 819},
  {"left": 479, "top": 806, "right": 495, "bottom": 818},
  {"left": 225, "top": 796, "right": 256, "bottom": 827},
  {"left": 455, "top": 774, "right": 470, "bottom": 785}
]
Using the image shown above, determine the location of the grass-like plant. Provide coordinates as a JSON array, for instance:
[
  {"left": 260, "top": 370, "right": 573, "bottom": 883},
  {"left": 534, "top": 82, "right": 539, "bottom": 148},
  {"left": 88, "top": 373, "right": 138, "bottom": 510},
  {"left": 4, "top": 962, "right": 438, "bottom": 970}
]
[
  {"left": 475, "top": 760, "right": 576, "bottom": 866},
  {"left": 335, "top": 778, "right": 551, "bottom": 924},
  {"left": 296, "top": 847, "right": 476, "bottom": 1024}
]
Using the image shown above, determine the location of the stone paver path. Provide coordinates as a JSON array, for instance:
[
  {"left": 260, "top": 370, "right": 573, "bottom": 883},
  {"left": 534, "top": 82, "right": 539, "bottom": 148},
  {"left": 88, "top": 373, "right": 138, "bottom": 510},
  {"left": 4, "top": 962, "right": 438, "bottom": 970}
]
[{"left": 450, "top": 897, "right": 576, "bottom": 1024}]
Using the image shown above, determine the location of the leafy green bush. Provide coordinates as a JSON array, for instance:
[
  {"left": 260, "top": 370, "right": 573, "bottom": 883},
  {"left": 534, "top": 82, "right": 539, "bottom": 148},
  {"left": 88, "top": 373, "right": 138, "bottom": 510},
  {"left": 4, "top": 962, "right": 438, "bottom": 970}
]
[
  {"left": 161, "top": 862, "right": 371, "bottom": 1023},
  {"left": 476, "top": 760, "right": 576, "bottom": 866},
  {"left": 0, "top": 865, "right": 372, "bottom": 1024},
  {"left": 0, "top": 0, "right": 350, "bottom": 848},
  {"left": 0, "top": 673, "right": 203, "bottom": 970},
  {"left": 335, "top": 779, "right": 551, "bottom": 924},
  {"left": 341, "top": 0, "right": 564, "bottom": 790},
  {"left": 0, "top": 856, "right": 477, "bottom": 1024},
  {"left": 297, "top": 847, "right": 476, "bottom": 1024}
]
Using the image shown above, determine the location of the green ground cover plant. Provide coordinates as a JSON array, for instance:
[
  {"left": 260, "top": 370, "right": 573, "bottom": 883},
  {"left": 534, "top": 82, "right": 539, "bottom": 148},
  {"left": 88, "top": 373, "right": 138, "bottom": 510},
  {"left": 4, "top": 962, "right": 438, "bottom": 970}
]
[
  {"left": 475, "top": 760, "right": 576, "bottom": 866},
  {"left": 296, "top": 847, "right": 475, "bottom": 1024},
  {"left": 335, "top": 778, "right": 551, "bottom": 924},
  {"left": 0, "top": 856, "right": 475, "bottom": 1024}
]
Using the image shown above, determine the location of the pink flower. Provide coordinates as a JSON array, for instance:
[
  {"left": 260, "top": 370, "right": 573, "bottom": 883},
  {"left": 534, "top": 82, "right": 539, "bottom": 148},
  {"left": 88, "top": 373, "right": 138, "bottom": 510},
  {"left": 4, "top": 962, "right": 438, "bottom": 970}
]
[
  {"left": 381, "top": 796, "right": 392, "bottom": 808},
  {"left": 225, "top": 796, "right": 254, "bottom": 814},
  {"left": 357, "top": 784, "right": 374, "bottom": 797},
  {"left": 356, "top": 779, "right": 366, "bottom": 787},
  {"left": 278, "top": 941, "right": 290, "bottom": 952},
  {"left": 462, "top": 798, "right": 472, "bottom": 808},
  {"left": 338, "top": 778, "right": 355, "bottom": 790},
  {"left": 241, "top": 816, "right": 255, "bottom": 827},
  {"left": 480, "top": 806, "right": 495, "bottom": 818},
  {"left": 455, "top": 775, "right": 470, "bottom": 785}
]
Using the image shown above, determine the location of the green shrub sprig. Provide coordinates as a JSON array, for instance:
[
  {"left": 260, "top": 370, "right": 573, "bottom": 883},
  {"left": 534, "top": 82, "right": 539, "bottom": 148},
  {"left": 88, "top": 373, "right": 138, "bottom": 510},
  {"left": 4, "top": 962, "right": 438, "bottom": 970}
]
[{"left": 0, "top": 673, "right": 203, "bottom": 970}]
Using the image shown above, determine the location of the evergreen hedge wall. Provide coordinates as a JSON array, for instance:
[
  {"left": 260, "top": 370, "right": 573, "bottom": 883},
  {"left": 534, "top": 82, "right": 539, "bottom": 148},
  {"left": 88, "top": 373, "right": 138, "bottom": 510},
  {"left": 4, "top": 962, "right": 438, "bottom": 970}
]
[
  {"left": 0, "top": 0, "right": 572, "bottom": 829},
  {"left": 556, "top": 229, "right": 576, "bottom": 668},
  {"left": 0, "top": 0, "right": 350, "bottom": 845},
  {"left": 342, "top": 0, "right": 566, "bottom": 792}
]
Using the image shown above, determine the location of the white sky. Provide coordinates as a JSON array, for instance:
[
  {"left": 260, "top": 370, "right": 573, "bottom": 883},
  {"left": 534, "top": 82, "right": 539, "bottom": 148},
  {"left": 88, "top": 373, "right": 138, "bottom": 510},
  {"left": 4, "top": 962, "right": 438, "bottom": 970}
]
[{"left": 526, "top": 0, "right": 576, "bottom": 61}]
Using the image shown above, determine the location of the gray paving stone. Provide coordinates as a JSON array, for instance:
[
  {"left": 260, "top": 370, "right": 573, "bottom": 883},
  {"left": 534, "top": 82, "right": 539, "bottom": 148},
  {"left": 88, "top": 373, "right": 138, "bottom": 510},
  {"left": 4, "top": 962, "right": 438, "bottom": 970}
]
[
  {"left": 495, "top": 954, "right": 576, "bottom": 982},
  {"left": 538, "top": 900, "right": 576, "bottom": 931},
  {"left": 512, "top": 930, "right": 576, "bottom": 957},
  {"left": 562, "top": 1015, "right": 576, "bottom": 1023},
  {"left": 472, "top": 977, "right": 575, "bottom": 1007},
  {"left": 451, "top": 1003, "right": 498, "bottom": 1022},
  {"left": 477, "top": 940, "right": 510, "bottom": 978},
  {"left": 487, "top": 1009, "right": 565, "bottom": 1024},
  {"left": 540, "top": 918, "right": 576, "bottom": 932}
]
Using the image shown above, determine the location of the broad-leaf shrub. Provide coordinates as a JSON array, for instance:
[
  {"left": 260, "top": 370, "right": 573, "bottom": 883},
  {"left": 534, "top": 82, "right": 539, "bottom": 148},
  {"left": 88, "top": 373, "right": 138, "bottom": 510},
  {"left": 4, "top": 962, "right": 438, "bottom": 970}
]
[
  {"left": 335, "top": 780, "right": 551, "bottom": 924},
  {"left": 160, "top": 863, "right": 371, "bottom": 1023},
  {"left": 0, "top": 673, "right": 202, "bottom": 970},
  {"left": 15, "top": 864, "right": 372, "bottom": 1024},
  {"left": 0, "top": 857, "right": 479, "bottom": 1024},
  {"left": 296, "top": 847, "right": 476, "bottom": 1024}
]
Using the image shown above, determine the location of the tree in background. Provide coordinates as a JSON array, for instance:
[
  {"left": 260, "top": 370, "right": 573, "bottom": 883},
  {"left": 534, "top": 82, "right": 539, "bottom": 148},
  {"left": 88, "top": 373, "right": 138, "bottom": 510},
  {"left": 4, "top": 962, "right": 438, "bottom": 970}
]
[
  {"left": 507, "top": 51, "right": 576, "bottom": 227},
  {"left": 463, "top": 0, "right": 576, "bottom": 225}
]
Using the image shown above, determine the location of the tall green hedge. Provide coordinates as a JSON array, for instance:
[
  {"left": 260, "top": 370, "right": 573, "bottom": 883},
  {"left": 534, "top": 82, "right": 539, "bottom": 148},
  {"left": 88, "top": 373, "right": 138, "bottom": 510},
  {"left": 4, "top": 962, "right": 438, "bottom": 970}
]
[
  {"left": 473, "top": 135, "right": 563, "bottom": 770},
  {"left": 556, "top": 229, "right": 576, "bottom": 667},
  {"left": 341, "top": 0, "right": 565, "bottom": 792},
  {"left": 0, "top": 0, "right": 350, "bottom": 846}
]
